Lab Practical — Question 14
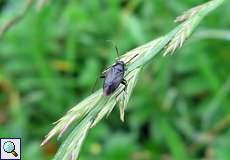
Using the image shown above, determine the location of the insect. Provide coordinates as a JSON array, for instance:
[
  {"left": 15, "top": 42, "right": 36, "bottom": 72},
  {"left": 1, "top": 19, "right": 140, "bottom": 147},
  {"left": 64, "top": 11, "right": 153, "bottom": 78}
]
[{"left": 99, "top": 45, "right": 138, "bottom": 96}]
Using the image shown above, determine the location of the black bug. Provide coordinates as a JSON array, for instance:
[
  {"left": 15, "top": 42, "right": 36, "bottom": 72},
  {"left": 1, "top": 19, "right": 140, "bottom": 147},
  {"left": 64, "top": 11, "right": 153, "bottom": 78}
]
[
  {"left": 101, "top": 60, "right": 126, "bottom": 96},
  {"left": 99, "top": 45, "right": 137, "bottom": 96}
]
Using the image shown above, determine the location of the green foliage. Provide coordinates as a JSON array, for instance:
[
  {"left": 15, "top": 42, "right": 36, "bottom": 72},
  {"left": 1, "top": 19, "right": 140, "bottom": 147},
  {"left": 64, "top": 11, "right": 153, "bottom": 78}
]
[{"left": 0, "top": 0, "right": 229, "bottom": 160}]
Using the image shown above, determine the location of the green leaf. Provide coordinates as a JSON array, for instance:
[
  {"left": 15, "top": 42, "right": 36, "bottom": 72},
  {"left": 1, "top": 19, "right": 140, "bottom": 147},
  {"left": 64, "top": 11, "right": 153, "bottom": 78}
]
[{"left": 160, "top": 118, "right": 189, "bottom": 160}]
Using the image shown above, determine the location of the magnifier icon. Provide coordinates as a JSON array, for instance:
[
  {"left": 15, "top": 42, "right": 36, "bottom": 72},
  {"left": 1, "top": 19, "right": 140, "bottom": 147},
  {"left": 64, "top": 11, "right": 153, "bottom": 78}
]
[{"left": 3, "top": 141, "right": 18, "bottom": 157}]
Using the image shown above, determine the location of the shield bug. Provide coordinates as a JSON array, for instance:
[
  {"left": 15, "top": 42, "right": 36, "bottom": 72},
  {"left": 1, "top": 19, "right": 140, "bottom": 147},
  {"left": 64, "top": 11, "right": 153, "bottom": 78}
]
[{"left": 99, "top": 45, "right": 138, "bottom": 96}]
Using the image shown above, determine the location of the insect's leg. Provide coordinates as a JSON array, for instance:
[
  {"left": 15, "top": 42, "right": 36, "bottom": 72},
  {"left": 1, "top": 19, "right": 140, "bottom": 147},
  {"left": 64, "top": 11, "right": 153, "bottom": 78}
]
[
  {"left": 115, "top": 80, "right": 127, "bottom": 101},
  {"left": 116, "top": 76, "right": 135, "bottom": 99},
  {"left": 100, "top": 75, "right": 105, "bottom": 78},
  {"left": 121, "top": 79, "right": 128, "bottom": 96},
  {"left": 121, "top": 79, "right": 127, "bottom": 91},
  {"left": 115, "top": 88, "right": 125, "bottom": 100},
  {"left": 124, "top": 65, "right": 142, "bottom": 75},
  {"left": 91, "top": 74, "right": 105, "bottom": 93},
  {"left": 125, "top": 53, "right": 139, "bottom": 65}
]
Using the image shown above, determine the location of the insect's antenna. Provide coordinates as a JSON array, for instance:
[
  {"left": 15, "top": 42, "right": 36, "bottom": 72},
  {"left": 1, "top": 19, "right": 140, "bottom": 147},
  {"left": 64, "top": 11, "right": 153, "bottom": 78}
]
[
  {"left": 125, "top": 53, "right": 139, "bottom": 65},
  {"left": 115, "top": 45, "right": 120, "bottom": 59},
  {"left": 106, "top": 40, "right": 120, "bottom": 60},
  {"left": 91, "top": 77, "right": 99, "bottom": 93}
]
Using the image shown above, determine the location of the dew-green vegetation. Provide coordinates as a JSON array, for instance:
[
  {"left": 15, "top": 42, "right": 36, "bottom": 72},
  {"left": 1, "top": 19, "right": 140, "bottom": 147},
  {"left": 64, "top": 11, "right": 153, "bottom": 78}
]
[{"left": 0, "top": 0, "right": 229, "bottom": 160}]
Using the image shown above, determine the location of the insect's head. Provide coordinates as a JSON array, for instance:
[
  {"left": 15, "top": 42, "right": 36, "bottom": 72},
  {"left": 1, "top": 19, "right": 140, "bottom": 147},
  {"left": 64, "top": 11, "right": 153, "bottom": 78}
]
[{"left": 116, "top": 60, "right": 125, "bottom": 66}]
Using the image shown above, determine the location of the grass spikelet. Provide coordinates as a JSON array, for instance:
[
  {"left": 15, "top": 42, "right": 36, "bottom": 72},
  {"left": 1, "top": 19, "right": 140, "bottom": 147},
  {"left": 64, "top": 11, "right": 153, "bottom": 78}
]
[
  {"left": 41, "top": 0, "right": 225, "bottom": 159},
  {"left": 164, "top": 0, "right": 225, "bottom": 56}
]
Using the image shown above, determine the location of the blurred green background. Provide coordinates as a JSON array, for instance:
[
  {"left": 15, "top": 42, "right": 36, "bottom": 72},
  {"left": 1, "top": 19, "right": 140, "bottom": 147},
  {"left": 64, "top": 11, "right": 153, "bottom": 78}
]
[{"left": 0, "top": 0, "right": 230, "bottom": 160}]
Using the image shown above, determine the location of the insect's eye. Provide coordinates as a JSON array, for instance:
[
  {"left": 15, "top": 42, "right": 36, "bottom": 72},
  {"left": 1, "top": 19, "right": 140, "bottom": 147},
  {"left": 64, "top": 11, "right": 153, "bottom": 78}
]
[{"left": 116, "top": 67, "right": 123, "bottom": 72}]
